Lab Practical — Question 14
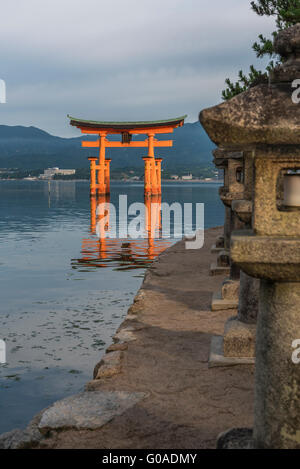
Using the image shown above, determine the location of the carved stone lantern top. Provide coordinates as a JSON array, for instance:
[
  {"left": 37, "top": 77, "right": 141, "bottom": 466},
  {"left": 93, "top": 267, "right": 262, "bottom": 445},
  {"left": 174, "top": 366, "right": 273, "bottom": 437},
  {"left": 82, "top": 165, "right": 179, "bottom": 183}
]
[
  {"left": 213, "top": 148, "right": 244, "bottom": 207},
  {"left": 199, "top": 23, "right": 300, "bottom": 148},
  {"left": 272, "top": 23, "right": 300, "bottom": 83}
]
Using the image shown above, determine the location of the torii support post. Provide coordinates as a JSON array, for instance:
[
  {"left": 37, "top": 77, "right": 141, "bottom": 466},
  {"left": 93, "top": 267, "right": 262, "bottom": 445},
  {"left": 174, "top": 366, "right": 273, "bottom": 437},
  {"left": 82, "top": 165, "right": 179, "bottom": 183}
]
[
  {"left": 147, "top": 133, "right": 158, "bottom": 195},
  {"left": 143, "top": 157, "right": 152, "bottom": 197},
  {"left": 156, "top": 158, "right": 162, "bottom": 195},
  {"left": 88, "top": 157, "right": 98, "bottom": 197},
  {"left": 97, "top": 193, "right": 110, "bottom": 235},
  {"left": 144, "top": 195, "right": 161, "bottom": 259},
  {"left": 98, "top": 132, "right": 107, "bottom": 195},
  {"left": 105, "top": 159, "right": 111, "bottom": 195},
  {"left": 90, "top": 193, "right": 97, "bottom": 232}
]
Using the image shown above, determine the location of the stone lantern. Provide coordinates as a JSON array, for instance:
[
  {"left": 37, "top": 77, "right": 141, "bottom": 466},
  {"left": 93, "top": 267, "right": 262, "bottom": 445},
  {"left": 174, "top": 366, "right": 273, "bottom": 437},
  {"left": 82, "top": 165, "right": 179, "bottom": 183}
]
[
  {"left": 208, "top": 147, "right": 260, "bottom": 365},
  {"left": 231, "top": 149, "right": 260, "bottom": 344},
  {"left": 210, "top": 150, "right": 244, "bottom": 277},
  {"left": 211, "top": 155, "right": 228, "bottom": 254},
  {"left": 211, "top": 149, "right": 245, "bottom": 310},
  {"left": 200, "top": 23, "right": 300, "bottom": 448}
]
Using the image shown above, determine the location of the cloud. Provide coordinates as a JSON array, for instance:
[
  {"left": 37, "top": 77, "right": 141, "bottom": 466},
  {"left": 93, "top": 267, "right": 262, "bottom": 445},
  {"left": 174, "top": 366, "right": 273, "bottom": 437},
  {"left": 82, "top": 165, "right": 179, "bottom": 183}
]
[{"left": 0, "top": 0, "right": 276, "bottom": 136}]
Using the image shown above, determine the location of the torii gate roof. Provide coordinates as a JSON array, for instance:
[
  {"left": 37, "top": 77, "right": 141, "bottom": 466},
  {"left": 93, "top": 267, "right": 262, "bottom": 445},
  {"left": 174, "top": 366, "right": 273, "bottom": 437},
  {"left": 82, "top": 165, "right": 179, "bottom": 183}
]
[{"left": 67, "top": 115, "right": 187, "bottom": 131}]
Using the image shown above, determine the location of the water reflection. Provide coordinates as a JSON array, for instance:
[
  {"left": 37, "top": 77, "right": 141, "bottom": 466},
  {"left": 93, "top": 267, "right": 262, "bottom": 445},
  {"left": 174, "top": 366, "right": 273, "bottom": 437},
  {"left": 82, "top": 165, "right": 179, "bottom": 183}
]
[
  {"left": 45, "top": 180, "right": 76, "bottom": 207},
  {"left": 72, "top": 194, "right": 174, "bottom": 271}
]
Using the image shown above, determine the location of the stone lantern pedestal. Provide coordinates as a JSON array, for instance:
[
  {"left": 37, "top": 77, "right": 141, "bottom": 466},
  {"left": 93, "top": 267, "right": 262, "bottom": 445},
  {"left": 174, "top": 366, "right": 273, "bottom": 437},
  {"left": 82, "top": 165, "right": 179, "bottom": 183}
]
[{"left": 211, "top": 235, "right": 225, "bottom": 254}]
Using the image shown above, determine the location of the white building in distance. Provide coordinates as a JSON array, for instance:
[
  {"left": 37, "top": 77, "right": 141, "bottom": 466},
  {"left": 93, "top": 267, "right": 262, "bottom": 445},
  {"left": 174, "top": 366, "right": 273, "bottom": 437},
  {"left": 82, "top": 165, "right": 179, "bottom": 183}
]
[
  {"left": 181, "top": 173, "right": 193, "bottom": 180},
  {"left": 39, "top": 167, "right": 76, "bottom": 179}
]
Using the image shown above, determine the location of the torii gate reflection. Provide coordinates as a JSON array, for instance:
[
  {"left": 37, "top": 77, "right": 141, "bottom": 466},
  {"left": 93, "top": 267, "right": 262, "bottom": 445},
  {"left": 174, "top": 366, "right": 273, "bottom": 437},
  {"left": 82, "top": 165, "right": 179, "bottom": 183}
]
[{"left": 74, "top": 195, "right": 173, "bottom": 271}]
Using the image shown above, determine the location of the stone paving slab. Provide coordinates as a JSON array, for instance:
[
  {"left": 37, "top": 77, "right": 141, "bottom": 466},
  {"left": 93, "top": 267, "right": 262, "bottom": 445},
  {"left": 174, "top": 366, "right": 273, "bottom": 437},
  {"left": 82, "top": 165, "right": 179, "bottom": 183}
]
[
  {"left": 38, "top": 391, "right": 147, "bottom": 433},
  {"left": 211, "top": 291, "right": 238, "bottom": 311},
  {"left": 210, "top": 262, "right": 230, "bottom": 276},
  {"left": 209, "top": 335, "right": 255, "bottom": 367}
]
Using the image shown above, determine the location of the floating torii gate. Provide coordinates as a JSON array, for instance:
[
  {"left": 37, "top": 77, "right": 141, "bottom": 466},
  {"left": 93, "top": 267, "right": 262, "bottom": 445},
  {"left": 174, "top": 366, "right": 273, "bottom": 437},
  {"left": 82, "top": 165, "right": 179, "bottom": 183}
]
[{"left": 67, "top": 115, "right": 186, "bottom": 197}]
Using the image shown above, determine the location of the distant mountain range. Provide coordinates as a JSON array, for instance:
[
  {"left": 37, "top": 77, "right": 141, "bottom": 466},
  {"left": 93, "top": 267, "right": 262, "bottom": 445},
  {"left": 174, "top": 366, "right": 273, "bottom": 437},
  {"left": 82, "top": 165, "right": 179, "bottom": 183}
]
[{"left": 0, "top": 122, "right": 215, "bottom": 170}]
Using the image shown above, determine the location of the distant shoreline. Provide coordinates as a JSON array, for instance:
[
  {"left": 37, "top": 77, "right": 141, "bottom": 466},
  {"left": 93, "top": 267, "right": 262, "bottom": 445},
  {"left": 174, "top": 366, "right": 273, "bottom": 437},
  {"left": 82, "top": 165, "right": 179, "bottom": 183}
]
[{"left": 0, "top": 178, "right": 223, "bottom": 184}]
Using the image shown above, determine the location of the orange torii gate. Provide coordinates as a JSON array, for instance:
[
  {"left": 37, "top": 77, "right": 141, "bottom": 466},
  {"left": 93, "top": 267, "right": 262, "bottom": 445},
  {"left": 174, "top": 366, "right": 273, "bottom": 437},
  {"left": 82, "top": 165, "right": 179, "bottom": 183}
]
[{"left": 67, "top": 115, "right": 186, "bottom": 197}]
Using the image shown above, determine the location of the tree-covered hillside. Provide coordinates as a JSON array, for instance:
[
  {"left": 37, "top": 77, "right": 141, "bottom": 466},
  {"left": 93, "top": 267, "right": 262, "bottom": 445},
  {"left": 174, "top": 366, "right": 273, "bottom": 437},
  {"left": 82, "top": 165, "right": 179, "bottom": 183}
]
[{"left": 0, "top": 122, "right": 215, "bottom": 171}]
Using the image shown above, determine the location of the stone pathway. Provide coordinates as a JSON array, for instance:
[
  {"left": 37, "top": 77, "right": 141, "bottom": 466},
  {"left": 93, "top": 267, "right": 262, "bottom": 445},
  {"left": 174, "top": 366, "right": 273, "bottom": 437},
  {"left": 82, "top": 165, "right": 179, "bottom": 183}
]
[{"left": 0, "top": 227, "right": 254, "bottom": 449}]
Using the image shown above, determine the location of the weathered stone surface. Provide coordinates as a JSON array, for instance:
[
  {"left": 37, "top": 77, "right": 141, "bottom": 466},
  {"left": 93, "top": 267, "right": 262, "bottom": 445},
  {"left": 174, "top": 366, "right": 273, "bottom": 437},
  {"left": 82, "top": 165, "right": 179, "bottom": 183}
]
[
  {"left": 213, "top": 151, "right": 245, "bottom": 261},
  {"left": 237, "top": 271, "right": 259, "bottom": 324},
  {"left": 211, "top": 244, "right": 223, "bottom": 254},
  {"left": 253, "top": 150, "right": 300, "bottom": 237},
  {"left": 211, "top": 279, "right": 239, "bottom": 311},
  {"left": 211, "top": 291, "right": 238, "bottom": 311},
  {"left": 217, "top": 428, "right": 254, "bottom": 449},
  {"left": 209, "top": 262, "right": 230, "bottom": 276},
  {"left": 213, "top": 148, "right": 243, "bottom": 161},
  {"left": 93, "top": 351, "right": 123, "bottom": 379},
  {"left": 85, "top": 379, "right": 103, "bottom": 391},
  {"left": 254, "top": 281, "right": 300, "bottom": 449},
  {"left": 219, "top": 186, "right": 244, "bottom": 208},
  {"left": 199, "top": 83, "right": 300, "bottom": 146},
  {"left": 274, "top": 23, "right": 300, "bottom": 59},
  {"left": 223, "top": 318, "right": 256, "bottom": 358},
  {"left": 125, "top": 314, "right": 139, "bottom": 321},
  {"left": 228, "top": 206, "right": 244, "bottom": 281},
  {"left": 224, "top": 206, "right": 231, "bottom": 250},
  {"left": 217, "top": 250, "right": 230, "bottom": 267},
  {"left": 272, "top": 23, "right": 300, "bottom": 83},
  {"left": 113, "top": 327, "right": 137, "bottom": 344},
  {"left": 0, "top": 412, "right": 44, "bottom": 449},
  {"left": 38, "top": 391, "right": 147, "bottom": 434},
  {"left": 231, "top": 231, "right": 300, "bottom": 281},
  {"left": 127, "top": 289, "right": 146, "bottom": 315},
  {"left": 106, "top": 342, "right": 128, "bottom": 352},
  {"left": 221, "top": 279, "right": 239, "bottom": 299},
  {"left": 127, "top": 303, "right": 141, "bottom": 315},
  {"left": 0, "top": 429, "right": 25, "bottom": 449},
  {"left": 232, "top": 199, "right": 252, "bottom": 225},
  {"left": 209, "top": 335, "right": 255, "bottom": 367},
  {"left": 216, "top": 235, "right": 224, "bottom": 248}
]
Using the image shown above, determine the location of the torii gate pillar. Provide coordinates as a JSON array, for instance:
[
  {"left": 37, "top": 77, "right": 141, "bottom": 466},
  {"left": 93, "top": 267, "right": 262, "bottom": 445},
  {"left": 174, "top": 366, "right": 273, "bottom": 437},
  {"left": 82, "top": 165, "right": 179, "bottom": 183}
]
[
  {"left": 88, "top": 157, "right": 98, "bottom": 197},
  {"left": 156, "top": 158, "right": 162, "bottom": 195},
  {"left": 97, "top": 132, "right": 107, "bottom": 195},
  {"left": 105, "top": 159, "right": 111, "bottom": 195}
]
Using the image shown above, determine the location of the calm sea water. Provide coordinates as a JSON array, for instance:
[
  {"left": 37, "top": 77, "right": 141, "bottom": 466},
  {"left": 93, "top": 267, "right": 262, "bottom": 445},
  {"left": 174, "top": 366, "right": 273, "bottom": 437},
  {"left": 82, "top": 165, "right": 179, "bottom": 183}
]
[{"left": 0, "top": 180, "right": 223, "bottom": 433}]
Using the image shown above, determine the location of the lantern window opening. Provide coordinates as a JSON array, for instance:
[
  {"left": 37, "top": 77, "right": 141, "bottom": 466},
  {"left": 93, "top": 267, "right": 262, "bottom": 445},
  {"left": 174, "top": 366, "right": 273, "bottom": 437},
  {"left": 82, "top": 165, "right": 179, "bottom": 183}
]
[
  {"left": 277, "top": 168, "right": 300, "bottom": 212},
  {"left": 236, "top": 166, "right": 244, "bottom": 184}
]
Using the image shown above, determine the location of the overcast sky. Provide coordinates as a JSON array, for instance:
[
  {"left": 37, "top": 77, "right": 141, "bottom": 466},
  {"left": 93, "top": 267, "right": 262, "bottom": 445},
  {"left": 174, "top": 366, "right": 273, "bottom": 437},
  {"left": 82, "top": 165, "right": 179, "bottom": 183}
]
[{"left": 0, "top": 0, "right": 276, "bottom": 137}]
